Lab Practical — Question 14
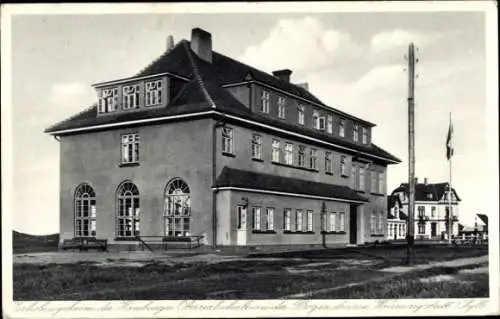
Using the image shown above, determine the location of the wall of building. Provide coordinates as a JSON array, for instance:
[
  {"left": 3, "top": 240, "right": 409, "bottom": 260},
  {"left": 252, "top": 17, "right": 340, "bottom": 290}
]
[
  {"left": 216, "top": 189, "right": 359, "bottom": 246},
  {"left": 59, "top": 118, "right": 214, "bottom": 244}
]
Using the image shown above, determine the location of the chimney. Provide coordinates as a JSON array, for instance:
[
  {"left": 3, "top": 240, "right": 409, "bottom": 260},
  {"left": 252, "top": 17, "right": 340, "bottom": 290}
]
[
  {"left": 190, "top": 28, "right": 212, "bottom": 63},
  {"left": 167, "top": 35, "right": 174, "bottom": 52},
  {"left": 424, "top": 177, "right": 428, "bottom": 185},
  {"left": 272, "top": 69, "right": 292, "bottom": 82},
  {"left": 295, "top": 82, "right": 309, "bottom": 91}
]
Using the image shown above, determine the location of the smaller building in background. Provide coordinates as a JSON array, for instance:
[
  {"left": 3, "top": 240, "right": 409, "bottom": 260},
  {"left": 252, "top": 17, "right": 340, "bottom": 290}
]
[
  {"left": 458, "top": 214, "right": 488, "bottom": 242},
  {"left": 386, "top": 195, "right": 407, "bottom": 240},
  {"left": 388, "top": 177, "right": 461, "bottom": 240}
]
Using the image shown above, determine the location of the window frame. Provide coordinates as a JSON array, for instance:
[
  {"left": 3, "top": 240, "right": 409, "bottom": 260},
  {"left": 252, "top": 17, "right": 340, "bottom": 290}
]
[
  {"left": 265, "top": 207, "right": 275, "bottom": 231},
  {"left": 74, "top": 183, "right": 97, "bottom": 238},
  {"left": 272, "top": 139, "right": 280, "bottom": 163},
  {"left": 116, "top": 181, "right": 140, "bottom": 238},
  {"left": 353, "top": 124, "right": 359, "bottom": 142},
  {"left": 327, "top": 115, "right": 333, "bottom": 134},
  {"left": 120, "top": 133, "right": 140, "bottom": 164},
  {"left": 122, "top": 84, "right": 141, "bottom": 110},
  {"left": 362, "top": 127, "right": 368, "bottom": 144},
  {"left": 309, "top": 148, "right": 318, "bottom": 170},
  {"left": 99, "top": 87, "right": 119, "bottom": 113},
  {"left": 260, "top": 90, "right": 270, "bottom": 113},
  {"left": 251, "top": 134, "right": 263, "bottom": 160},
  {"left": 285, "top": 143, "right": 294, "bottom": 165},
  {"left": 298, "top": 105, "right": 305, "bottom": 125},
  {"left": 340, "top": 155, "right": 348, "bottom": 177},
  {"left": 306, "top": 210, "right": 313, "bottom": 232},
  {"left": 252, "top": 206, "right": 262, "bottom": 230},
  {"left": 339, "top": 118, "right": 345, "bottom": 137},
  {"left": 145, "top": 79, "right": 163, "bottom": 107},
  {"left": 284, "top": 208, "right": 292, "bottom": 231},
  {"left": 221, "top": 127, "right": 234, "bottom": 155},
  {"left": 296, "top": 210, "right": 304, "bottom": 232},
  {"left": 297, "top": 145, "right": 306, "bottom": 168},
  {"left": 325, "top": 151, "right": 333, "bottom": 174},
  {"left": 277, "top": 96, "right": 286, "bottom": 118}
]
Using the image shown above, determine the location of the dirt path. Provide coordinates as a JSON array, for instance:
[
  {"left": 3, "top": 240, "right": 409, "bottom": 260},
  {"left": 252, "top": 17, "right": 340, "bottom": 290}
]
[{"left": 284, "top": 255, "right": 489, "bottom": 299}]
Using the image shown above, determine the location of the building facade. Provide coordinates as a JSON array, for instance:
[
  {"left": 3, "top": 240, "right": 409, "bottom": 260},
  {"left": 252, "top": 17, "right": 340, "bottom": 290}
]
[
  {"left": 388, "top": 178, "right": 461, "bottom": 240},
  {"left": 45, "top": 28, "right": 401, "bottom": 250},
  {"left": 386, "top": 195, "right": 407, "bottom": 240}
]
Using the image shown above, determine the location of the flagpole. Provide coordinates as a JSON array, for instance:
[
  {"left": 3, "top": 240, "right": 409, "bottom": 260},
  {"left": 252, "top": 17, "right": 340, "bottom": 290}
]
[{"left": 448, "top": 112, "right": 453, "bottom": 244}]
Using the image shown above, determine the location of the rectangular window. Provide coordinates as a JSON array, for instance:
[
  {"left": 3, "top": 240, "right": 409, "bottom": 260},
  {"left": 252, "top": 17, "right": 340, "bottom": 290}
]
[
  {"left": 265, "top": 207, "right": 274, "bottom": 231},
  {"left": 122, "top": 84, "right": 141, "bottom": 110},
  {"left": 329, "top": 212, "right": 336, "bottom": 232},
  {"left": 260, "top": 90, "right": 270, "bottom": 113},
  {"left": 327, "top": 115, "right": 333, "bottom": 134},
  {"left": 272, "top": 139, "right": 280, "bottom": 163},
  {"left": 339, "top": 119, "right": 345, "bottom": 137},
  {"left": 371, "top": 170, "right": 377, "bottom": 193},
  {"left": 296, "top": 210, "right": 304, "bottom": 232},
  {"left": 285, "top": 143, "right": 293, "bottom": 165},
  {"left": 418, "top": 222, "right": 425, "bottom": 234},
  {"left": 222, "top": 127, "right": 233, "bottom": 154},
  {"left": 99, "top": 87, "right": 119, "bottom": 113},
  {"left": 418, "top": 206, "right": 425, "bottom": 218},
  {"left": 309, "top": 148, "right": 317, "bottom": 170},
  {"left": 378, "top": 172, "right": 384, "bottom": 194},
  {"left": 121, "top": 133, "right": 140, "bottom": 164},
  {"left": 378, "top": 212, "right": 384, "bottom": 233},
  {"left": 306, "top": 210, "right": 313, "bottom": 232},
  {"left": 252, "top": 207, "right": 261, "bottom": 230},
  {"left": 353, "top": 125, "right": 359, "bottom": 142},
  {"left": 251, "top": 134, "right": 262, "bottom": 160},
  {"left": 297, "top": 145, "right": 306, "bottom": 167},
  {"left": 145, "top": 79, "right": 163, "bottom": 106},
  {"left": 325, "top": 152, "right": 333, "bottom": 174},
  {"left": 351, "top": 166, "right": 356, "bottom": 188},
  {"left": 278, "top": 96, "right": 286, "bottom": 118},
  {"left": 359, "top": 167, "right": 365, "bottom": 191},
  {"left": 338, "top": 212, "right": 345, "bottom": 232},
  {"left": 298, "top": 105, "right": 305, "bottom": 125},
  {"left": 284, "top": 208, "right": 292, "bottom": 231},
  {"left": 341, "top": 155, "right": 348, "bottom": 176},
  {"left": 431, "top": 206, "right": 436, "bottom": 218},
  {"left": 370, "top": 212, "right": 377, "bottom": 233},
  {"left": 313, "top": 110, "right": 320, "bottom": 129},
  {"left": 362, "top": 127, "right": 368, "bottom": 144}
]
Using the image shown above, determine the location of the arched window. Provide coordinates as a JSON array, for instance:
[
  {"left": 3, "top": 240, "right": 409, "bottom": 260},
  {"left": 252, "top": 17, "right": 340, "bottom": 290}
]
[
  {"left": 116, "top": 181, "right": 140, "bottom": 238},
  {"left": 74, "top": 183, "right": 96, "bottom": 238},
  {"left": 164, "top": 178, "right": 191, "bottom": 237}
]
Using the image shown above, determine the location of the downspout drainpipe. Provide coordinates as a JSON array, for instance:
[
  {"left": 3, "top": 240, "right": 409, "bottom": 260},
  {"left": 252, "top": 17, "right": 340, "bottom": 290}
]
[{"left": 212, "top": 113, "right": 227, "bottom": 250}]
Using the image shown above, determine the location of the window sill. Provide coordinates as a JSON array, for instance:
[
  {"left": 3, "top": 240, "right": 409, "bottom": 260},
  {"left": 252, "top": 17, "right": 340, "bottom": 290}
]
[
  {"left": 325, "top": 171, "right": 333, "bottom": 175},
  {"left": 370, "top": 234, "right": 385, "bottom": 237},
  {"left": 341, "top": 174, "right": 349, "bottom": 178},
  {"left": 273, "top": 161, "right": 319, "bottom": 173},
  {"left": 284, "top": 231, "right": 315, "bottom": 234},
  {"left": 370, "top": 192, "right": 386, "bottom": 196},
  {"left": 222, "top": 152, "right": 236, "bottom": 158},
  {"left": 119, "top": 162, "right": 140, "bottom": 167},
  {"left": 252, "top": 158, "right": 264, "bottom": 162},
  {"left": 252, "top": 230, "right": 276, "bottom": 234},
  {"left": 321, "top": 231, "right": 346, "bottom": 235},
  {"left": 114, "top": 237, "right": 140, "bottom": 241},
  {"left": 356, "top": 189, "right": 366, "bottom": 193}
]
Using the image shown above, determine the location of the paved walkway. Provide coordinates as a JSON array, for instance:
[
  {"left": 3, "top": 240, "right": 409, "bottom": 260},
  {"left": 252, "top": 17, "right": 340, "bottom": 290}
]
[{"left": 285, "top": 255, "right": 489, "bottom": 299}]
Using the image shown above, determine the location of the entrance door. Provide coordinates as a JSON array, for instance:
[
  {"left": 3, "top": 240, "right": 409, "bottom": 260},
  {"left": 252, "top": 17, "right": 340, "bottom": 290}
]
[
  {"left": 431, "top": 222, "right": 437, "bottom": 238},
  {"left": 349, "top": 205, "right": 357, "bottom": 245},
  {"left": 236, "top": 206, "right": 247, "bottom": 246}
]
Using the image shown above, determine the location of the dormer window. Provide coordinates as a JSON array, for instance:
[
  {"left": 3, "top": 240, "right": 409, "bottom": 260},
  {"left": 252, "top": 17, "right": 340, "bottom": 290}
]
[
  {"left": 362, "top": 127, "right": 369, "bottom": 144},
  {"left": 122, "top": 84, "right": 141, "bottom": 110},
  {"left": 145, "top": 80, "right": 163, "bottom": 106},
  {"left": 313, "top": 110, "right": 326, "bottom": 130},
  {"left": 353, "top": 124, "right": 359, "bottom": 142},
  {"left": 327, "top": 115, "right": 333, "bottom": 134},
  {"left": 260, "top": 90, "right": 270, "bottom": 113},
  {"left": 98, "top": 88, "right": 118, "bottom": 113}
]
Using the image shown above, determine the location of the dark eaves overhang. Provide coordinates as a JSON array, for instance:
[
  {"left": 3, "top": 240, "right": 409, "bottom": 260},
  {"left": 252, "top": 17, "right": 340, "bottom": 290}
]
[{"left": 45, "top": 109, "right": 401, "bottom": 165}]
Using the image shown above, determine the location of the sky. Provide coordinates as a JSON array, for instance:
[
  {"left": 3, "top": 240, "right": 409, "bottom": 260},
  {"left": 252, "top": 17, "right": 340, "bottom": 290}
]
[{"left": 4, "top": 5, "right": 495, "bottom": 235}]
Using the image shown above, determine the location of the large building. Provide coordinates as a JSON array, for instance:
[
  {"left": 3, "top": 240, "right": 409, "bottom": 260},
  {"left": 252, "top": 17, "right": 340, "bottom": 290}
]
[
  {"left": 45, "top": 28, "right": 401, "bottom": 250},
  {"left": 388, "top": 178, "right": 461, "bottom": 240}
]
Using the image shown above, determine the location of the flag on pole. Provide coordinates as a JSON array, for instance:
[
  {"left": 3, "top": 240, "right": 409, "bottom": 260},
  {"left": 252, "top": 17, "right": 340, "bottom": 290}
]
[{"left": 446, "top": 115, "right": 454, "bottom": 160}]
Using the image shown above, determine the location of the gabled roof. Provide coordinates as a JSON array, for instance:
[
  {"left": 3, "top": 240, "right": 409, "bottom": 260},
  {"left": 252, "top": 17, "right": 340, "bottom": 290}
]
[
  {"left": 215, "top": 166, "right": 368, "bottom": 203},
  {"left": 391, "top": 182, "right": 461, "bottom": 202},
  {"left": 387, "top": 195, "right": 407, "bottom": 220},
  {"left": 476, "top": 214, "right": 488, "bottom": 225},
  {"left": 44, "top": 36, "right": 399, "bottom": 164}
]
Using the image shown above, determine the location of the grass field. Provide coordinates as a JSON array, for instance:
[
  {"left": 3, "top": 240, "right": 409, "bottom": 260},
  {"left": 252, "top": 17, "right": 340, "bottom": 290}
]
[{"left": 13, "top": 245, "right": 489, "bottom": 300}]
